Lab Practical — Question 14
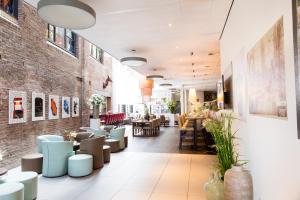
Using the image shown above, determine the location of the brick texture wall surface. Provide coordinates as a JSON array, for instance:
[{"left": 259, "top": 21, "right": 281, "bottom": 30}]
[{"left": 0, "top": 1, "right": 112, "bottom": 169}]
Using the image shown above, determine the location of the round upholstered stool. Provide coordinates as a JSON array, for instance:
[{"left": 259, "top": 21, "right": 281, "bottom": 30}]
[
  {"left": 4, "top": 172, "right": 38, "bottom": 200},
  {"left": 68, "top": 154, "right": 93, "bottom": 177},
  {"left": 124, "top": 136, "right": 128, "bottom": 148},
  {"left": 105, "top": 139, "right": 120, "bottom": 153},
  {"left": 103, "top": 145, "right": 111, "bottom": 163},
  {"left": 21, "top": 153, "right": 43, "bottom": 174},
  {"left": 0, "top": 182, "right": 24, "bottom": 200}
]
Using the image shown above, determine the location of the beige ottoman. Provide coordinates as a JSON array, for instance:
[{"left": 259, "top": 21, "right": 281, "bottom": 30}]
[
  {"left": 103, "top": 145, "right": 111, "bottom": 163},
  {"left": 105, "top": 139, "right": 120, "bottom": 153},
  {"left": 124, "top": 136, "right": 128, "bottom": 148},
  {"left": 21, "top": 153, "right": 43, "bottom": 174}
]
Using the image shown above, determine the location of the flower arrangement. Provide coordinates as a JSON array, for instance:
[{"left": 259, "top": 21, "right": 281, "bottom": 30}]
[{"left": 87, "top": 94, "right": 105, "bottom": 106}]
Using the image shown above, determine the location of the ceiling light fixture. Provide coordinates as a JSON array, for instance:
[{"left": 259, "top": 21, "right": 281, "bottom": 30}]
[
  {"left": 37, "top": 0, "right": 96, "bottom": 29},
  {"left": 146, "top": 75, "right": 164, "bottom": 79},
  {"left": 120, "top": 57, "right": 147, "bottom": 67},
  {"left": 160, "top": 83, "right": 173, "bottom": 87}
]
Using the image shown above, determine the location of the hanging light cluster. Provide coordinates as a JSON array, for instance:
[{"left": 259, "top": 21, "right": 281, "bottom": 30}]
[{"left": 140, "top": 79, "right": 154, "bottom": 102}]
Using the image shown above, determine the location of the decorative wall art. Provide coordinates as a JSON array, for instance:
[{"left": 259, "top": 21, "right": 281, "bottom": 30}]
[
  {"left": 32, "top": 92, "right": 45, "bottom": 121},
  {"left": 217, "top": 77, "right": 224, "bottom": 110},
  {"left": 72, "top": 97, "right": 79, "bottom": 117},
  {"left": 62, "top": 96, "right": 70, "bottom": 118},
  {"left": 9, "top": 90, "right": 27, "bottom": 124},
  {"left": 293, "top": 0, "right": 300, "bottom": 138},
  {"left": 232, "top": 49, "right": 247, "bottom": 121},
  {"left": 247, "top": 17, "right": 286, "bottom": 118},
  {"left": 49, "top": 95, "right": 60, "bottom": 120}
]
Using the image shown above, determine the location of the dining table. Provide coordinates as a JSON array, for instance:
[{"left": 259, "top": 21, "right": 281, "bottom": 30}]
[{"left": 186, "top": 116, "right": 205, "bottom": 150}]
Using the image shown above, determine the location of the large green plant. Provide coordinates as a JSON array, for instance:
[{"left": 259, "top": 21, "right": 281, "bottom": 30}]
[
  {"left": 204, "top": 114, "right": 237, "bottom": 179},
  {"left": 166, "top": 100, "right": 177, "bottom": 114}
]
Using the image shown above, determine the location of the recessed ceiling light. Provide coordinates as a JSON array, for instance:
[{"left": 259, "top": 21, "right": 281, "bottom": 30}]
[
  {"left": 168, "top": 23, "right": 172, "bottom": 27},
  {"left": 208, "top": 53, "right": 214, "bottom": 56},
  {"left": 146, "top": 75, "right": 164, "bottom": 79},
  {"left": 205, "top": 65, "right": 210, "bottom": 68},
  {"left": 176, "top": 46, "right": 179, "bottom": 49},
  {"left": 37, "top": 0, "right": 96, "bottom": 29}
]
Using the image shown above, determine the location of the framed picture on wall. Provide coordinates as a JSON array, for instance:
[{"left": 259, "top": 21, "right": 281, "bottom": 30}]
[
  {"left": 72, "top": 96, "right": 79, "bottom": 117},
  {"left": 293, "top": 0, "right": 300, "bottom": 138},
  {"left": 49, "top": 95, "right": 60, "bottom": 120},
  {"left": 62, "top": 96, "right": 70, "bottom": 118},
  {"left": 9, "top": 90, "right": 27, "bottom": 124},
  {"left": 32, "top": 92, "right": 45, "bottom": 121}
]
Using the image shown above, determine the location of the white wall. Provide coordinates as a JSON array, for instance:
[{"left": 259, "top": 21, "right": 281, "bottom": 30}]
[{"left": 220, "top": 0, "right": 300, "bottom": 199}]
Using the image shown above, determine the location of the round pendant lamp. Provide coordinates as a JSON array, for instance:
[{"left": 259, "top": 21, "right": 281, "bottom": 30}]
[
  {"left": 121, "top": 57, "right": 147, "bottom": 67},
  {"left": 160, "top": 83, "right": 172, "bottom": 87},
  {"left": 141, "top": 88, "right": 152, "bottom": 96},
  {"left": 140, "top": 79, "right": 154, "bottom": 89},
  {"left": 146, "top": 75, "right": 164, "bottom": 79},
  {"left": 37, "top": 0, "right": 96, "bottom": 29}
]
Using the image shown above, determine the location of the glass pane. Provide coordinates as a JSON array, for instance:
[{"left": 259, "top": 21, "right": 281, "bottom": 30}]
[
  {"left": 55, "top": 27, "right": 64, "bottom": 48},
  {"left": 48, "top": 25, "right": 54, "bottom": 42},
  {"left": 66, "top": 37, "right": 75, "bottom": 54},
  {"left": 66, "top": 29, "right": 72, "bottom": 38},
  {"left": 1, "top": 0, "right": 17, "bottom": 17}
]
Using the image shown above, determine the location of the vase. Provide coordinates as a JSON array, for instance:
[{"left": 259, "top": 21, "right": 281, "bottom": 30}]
[
  {"left": 224, "top": 166, "right": 253, "bottom": 200},
  {"left": 93, "top": 105, "right": 100, "bottom": 119},
  {"left": 203, "top": 172, "right": 224, "bottom": 200}
]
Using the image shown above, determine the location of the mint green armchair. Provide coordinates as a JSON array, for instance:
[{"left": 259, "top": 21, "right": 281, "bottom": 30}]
[
  {"left": 110, "top": 128, "right": 126, "bottom": 150},
  {"left": 42, "top": 141, "right": 74, "bottom": 177},
  {"left": 37, "top": 135, "right": 64, "bottom": 153}
]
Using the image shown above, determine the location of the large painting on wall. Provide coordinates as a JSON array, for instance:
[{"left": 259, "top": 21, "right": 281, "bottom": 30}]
[
  {"left": 62, "top": 96, "right": 70, "bottom": 118},
  {"left": 247, "top": 17, "right": 287, "bottom": 118},
  {"left": 293, "top": 0, "right": 300, "bottom": 138},
  {"left": 232, "top": 49, "right": 247, "bottom": 121},
  {"left": 32, "top": 92, "right": 45, "bottom": 121},
  {"left": 72, "top": 97, "right": 79, "bottom": 117},
  {"left": 49, "top": 95, "right": 60, "bottom": 120},
  {"left": 9, "top": 90, "right": 27, "bottom": 124}
]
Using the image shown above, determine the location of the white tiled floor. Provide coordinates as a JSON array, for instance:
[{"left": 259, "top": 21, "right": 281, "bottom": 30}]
[{"left": 28, "top": 152, "right": 216, "bottom": 200}]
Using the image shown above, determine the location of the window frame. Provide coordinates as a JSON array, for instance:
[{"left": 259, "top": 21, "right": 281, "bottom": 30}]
[
  {"left": 90, "top": 44, "right": 104, "bottom": 64},
  {"left": 0, "top": 0, "right": 18, "bottom": 19},
  {"left": 47, "top": 24, "right": 77, "bottom": 56}
]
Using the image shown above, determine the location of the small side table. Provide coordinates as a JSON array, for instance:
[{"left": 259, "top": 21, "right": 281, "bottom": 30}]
[
  {"left": 103, "top": 145, "right": 111, "bottom": 163},
  {"left": 21, "top": 153, "right": 43, "bottom": 174},
  {"left": 124, "top": 136, "right": 128, "bottom": 148}
]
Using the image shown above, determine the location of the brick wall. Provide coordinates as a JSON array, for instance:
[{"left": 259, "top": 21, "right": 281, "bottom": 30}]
[{"left": 0, "top": 1, "right": 112, "bottom": 169}]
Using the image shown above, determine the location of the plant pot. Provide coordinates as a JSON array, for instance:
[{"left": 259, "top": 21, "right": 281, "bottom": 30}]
[
  {"left": 93, "top": 105, "right": 100, "bottom": 119},
  {"left": 224, "top": 166, "right": 253, "bottom": 200},
  {"left": 203, "top": 172, "right": 224, "bottom": 200}
]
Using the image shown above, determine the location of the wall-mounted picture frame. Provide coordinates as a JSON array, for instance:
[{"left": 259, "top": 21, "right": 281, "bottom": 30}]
[
  {"left": 9, "top": 90, "right": 27, "bottom": 124},
  {"left": 32, "top": 92, "right": 45, "bottom": 121},
  {"left": 49, "top": 95, "right": 60, "bottom": 120},
  {"left": 247, "top": 17, "right": 286, "bottom": 119},
  {"left": 293, "top": 0, "right": 300, "bottom": 138},
  {"left": 72, "top": 96, "right": 79, "bottom": 117},
  {"left": 62, "top": 96, "right": 70, "bottom": 118}
]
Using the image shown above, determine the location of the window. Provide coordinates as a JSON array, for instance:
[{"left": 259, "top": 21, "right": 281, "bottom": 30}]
[
  {"left": 47, "top": 24, "right": 77, "bottom": 55},
  {"left": 0, "top": 0, "right": 18, "bottom": 19},
  {"left": 90, "top": 44, "right": 103, "bottom": 64}
]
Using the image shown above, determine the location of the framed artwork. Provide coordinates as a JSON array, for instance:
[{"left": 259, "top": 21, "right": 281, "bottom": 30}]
[
  {"left": 32, "top": 92, "right": 45, "bottom": 121},
  {"left": 9, "top": 90, "right": 27, "bottom": 124},
  {"left": 49, "top": 95, "right": 60, "bottom": 120},
  {"left": 62, "top": 96, "right": 70, "bottom": 118},
  {"left": 217, "top": 76, "right": 224, "bottom": 110},
  {"left": 293, "top": 0, "right": 300, "bottom": 138},
  {"left": 72, "top": 97, "right": 79, "bottom": 117},
  {"left": 247, "top": 17, "right": 286, "bottom": 119},
  {"left": 232, "top": 48, "right": 247, "bottom": 121}
]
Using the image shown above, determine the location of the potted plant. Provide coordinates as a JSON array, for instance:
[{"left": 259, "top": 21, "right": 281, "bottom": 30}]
[
  {"left": 88, "top": 94, "right": 105, "bottom": 119},
  {"left": 166, "top": 100, "right": 176, "bottom": 114},
  {"left": 144, "top": 105, "right": 150, "bottom": 121},
  {"left": 203, "top": 113, "right": 253, "bottom": 200},
  {"left": 88, "top": 94, "right": 105, "bottom": 130}
]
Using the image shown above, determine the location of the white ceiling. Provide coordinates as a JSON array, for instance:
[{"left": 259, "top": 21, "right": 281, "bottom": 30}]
[{"left": 26, "top": 0, "right": 232, "bottom": 90}]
